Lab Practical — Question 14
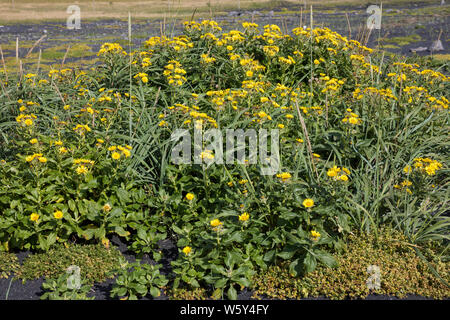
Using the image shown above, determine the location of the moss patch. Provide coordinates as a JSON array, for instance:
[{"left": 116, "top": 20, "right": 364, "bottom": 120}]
[
  {"left": 252, "top": 229, "right": 450, "bottom": 300},
  {"left": 16, "top": 244, "right": 126, "bottom": 285},
  {"left": 381, "top": 34, "right": 422, "bottom": 46},
  {"left": 0, "top": 252, "right": 20, "bottom": 279}
]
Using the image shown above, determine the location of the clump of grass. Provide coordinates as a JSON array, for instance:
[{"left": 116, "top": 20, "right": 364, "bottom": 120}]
[
  {"left": 0, "top": 252, "right": 20, "bottom": 279},
  {"left": 16, "top": 244, "right": 126, "bottom": 285},
  {"left": 252, "top": 228, "right": 450, "bottom": 300}
]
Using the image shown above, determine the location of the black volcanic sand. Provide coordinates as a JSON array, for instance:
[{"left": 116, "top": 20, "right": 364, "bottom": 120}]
[
  {"left": 0, "top": 235, "right": 444, "bottom": 300},
  {"left": 0, "top": 1, "right": 448, "bottom": 69}
]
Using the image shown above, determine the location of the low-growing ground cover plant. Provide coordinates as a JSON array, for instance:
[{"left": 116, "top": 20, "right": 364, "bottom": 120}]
[{"left": 0, "top": 19, "right": 448, "bottom": 299}]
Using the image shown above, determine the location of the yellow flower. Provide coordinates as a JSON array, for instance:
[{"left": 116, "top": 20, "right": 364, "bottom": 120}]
[
  {"left": 111, "top": 152, "right": 121, "bottom": 160},
  {"left": 314, "top": 59, "right": 320, "bottom": 65},
  {"left": 246, "top": 70, "right": 254, "bottom": 77},
  {"left": 276, "top": 172, "right": 292, "bottom": 182},
  {"left": 210, "top": 219, "right": 222, "bottom": 228},
  {"left": 38, "top": 157, "right": 47, "bottom": 163},
  {"left": 30, "top": 213, "right": 40, "bottom": 222},
  {"left": 302, "top": 198, "right": 314, "bottom": 208},
  {"left": 340, "top": 175, "right": 348, "bottom": 181},
  {"left": 239, "top": 212, "right": 250, "bottom": 222},
  {"left": 54, "top": 211, "right": 63, "bottom": 219},
  {"left": 277, "top": 123, "right": 285, "bottom": 129},
  {"left": 348, "top": 117, "right": 359, "bottom": 125},
  {"left": 102, "top": 203, "right": 112, "bottom": 212},
  {"left": 182, "top": 246, "right": 192, "bottom": 256},
  {"left": 29, "top": 138, "right": 38, "bottom": 144},
  {"left": 403, "top": 165, "right": 412, "bottom": 174},
  {"left": 76, "top": 165, "right": 89, "bottom": 175},
  {"left": 310, "top": 230, "right": 321, "bottom": 241},
  {"left": 102, "top": 238, "right": 110, "bottom": 249},
  {"left": 185, "top": 193, "right": 195, "bottom": 201}
]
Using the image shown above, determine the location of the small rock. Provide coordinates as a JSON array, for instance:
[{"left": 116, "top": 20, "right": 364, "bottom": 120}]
[
  {"left": 228, "top": 11, "right": 240, "bottom": 17},
  {"left": 430, "top": 40, "right": 444, "bottom": 52},
  {"left": 410, "top": 46, "right": 428, "bottom": 53}
]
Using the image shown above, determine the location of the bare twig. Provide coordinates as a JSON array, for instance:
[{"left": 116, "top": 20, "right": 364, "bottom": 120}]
[
  {"left": 345, "top": 12, "right": 352, "bottom": 39},
  {"left": 15, "top": 37, "right": 18, "bottom": 63},
  {"left": 0, "top": 79, "right": 12, "bottom": 102},
  {"left": 25, "top": 34, "right": 47, "bottom": 59},
  {"left": 36, "top": 49, "right": 41, "bottom": 74},
  {"left": 294, "top": 100, "right": 319, "bottom": 182},
  {"left": 60, "top": 45, "right": 71, "bottom": 69},
  {"left": 0, "top": 45, "right": 8, "bottom": 82}
]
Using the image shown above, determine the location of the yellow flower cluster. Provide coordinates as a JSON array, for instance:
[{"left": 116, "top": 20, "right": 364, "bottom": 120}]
[
  {"left": 327, "top": 165, "right": 350, "bottom": 182},
  {"left": 73, "top": 159, "right": 95, "bottom": 175},
  {"left": 342, "top": 109, "right": 362, "bottom": 125},
  {"left": 411, "top": 158, "right": 443, "bottom": 176},
  {"left": 172, "top": 103, "right": 218, "bottom": 128},
  {"left": 242, "top": 22, "right": 259, "bottom": 29},
  {"left": 25, "top": 153, "right": 47, "bottom": 163},
  {"left": 145, "top": 36, "right": 193, "bottom": 51},
  {"left": 394, "top": 179, "right": 412, "bottom": 194},
  {"left": 97, "top": 43, "right": 127, "bottom": 56},
  {"left": 263, "top": 45, "right": 280, "bottom": 57},
  {"left": 278, "top": 56, "right": 296, "bottom": 65},
  {"left": 354, "top": 87, "right": 397, "bottom": 102},
  {"left": 319, "top": 74, "right": 344, "bottom": 93},
  {"left": 134, "top": 72, "right": 149, "bottom": 84},
  {"left": 16, "top": 114, "right": 37, "bottom": 127},
  {"left": 163, "top": 60, "right": 187, "bottom": 86},
  {"left": 108, "top": 145, "right": 132, "bottom": 160},
  {"left": 184, "top": 20, "right": 222, "bottom": 32},
  {"left": 393, "top": 62, "right": 448, "bottom": 82},
  {"left": 426, "top": 96, "right": 448, "bottom": 110},
  {"left": 200, "top": 53, "right": 216, "bottom": 64},
  {"left": 240, "top": 56, "right": 266, "bottom": 78},
  {"left": 73, "top": 124, "right": 91, "bottom": 135}
]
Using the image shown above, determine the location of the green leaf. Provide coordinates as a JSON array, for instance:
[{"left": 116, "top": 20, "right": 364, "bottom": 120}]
[
  {"left": 149, "top": 287, "right": 160, "bottom": 298},
  {"left": 227, "top": 285, "right": 237, "bottom": 300},
  {"left": 304, "top": 252, "right": 317, "bottom": 273},
  {"left": 117, "top": 188, "right": 130, "bottom": 204},
  {"left": 68, "top": 199, "right": 76, "bottom": 212},
  {"left": 215, "top": 278, "right": 228, "bottom": 288},
  {"left": 315, "top": 251, "right": 338, "bottom": 268}
]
